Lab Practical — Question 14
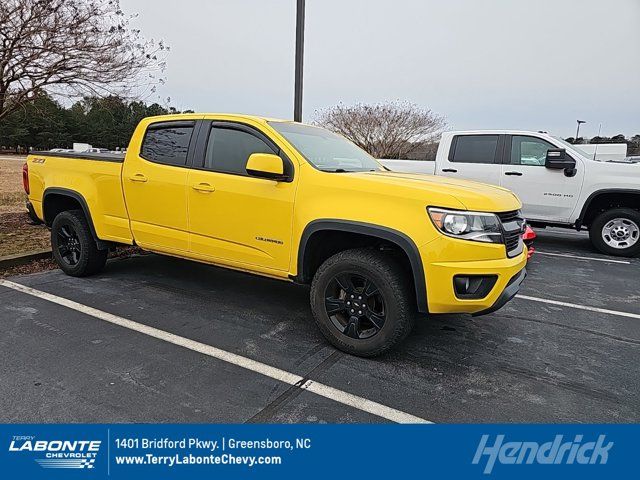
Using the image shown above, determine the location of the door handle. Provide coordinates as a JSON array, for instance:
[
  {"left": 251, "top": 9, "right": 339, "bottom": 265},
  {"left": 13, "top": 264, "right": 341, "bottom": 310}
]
[
  {"left": 504, "top": 171, "right": 523, "bottom": 176},
  {"left": 192, "top": 182, "right": 215, "bottom": 193},
  {"left": 129, "top": 173, "right": 148, "bottom": 182},
  {"left": 442, "top": 168, "right": 458, "bottom": 173}
]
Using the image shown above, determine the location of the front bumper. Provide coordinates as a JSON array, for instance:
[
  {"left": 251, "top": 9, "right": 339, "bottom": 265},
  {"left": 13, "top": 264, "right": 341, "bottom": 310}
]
[
  {"left": 419, "top": 237, "right": 528, "bottom": 315},
  {"left": 472, "top": 268, "right": 526, "bottom": 316}
]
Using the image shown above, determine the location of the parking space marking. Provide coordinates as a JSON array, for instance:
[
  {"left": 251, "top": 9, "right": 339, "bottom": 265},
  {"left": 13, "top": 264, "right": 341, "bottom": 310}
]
[
  {"left": 516, "top": 294, "right": 640, "bottom": 321},
  {"left": 0, "top": 279, "right": 430, "bottom": 424},
  {"left": 534, "top": 251, "right": 631, "bottom": 264}
]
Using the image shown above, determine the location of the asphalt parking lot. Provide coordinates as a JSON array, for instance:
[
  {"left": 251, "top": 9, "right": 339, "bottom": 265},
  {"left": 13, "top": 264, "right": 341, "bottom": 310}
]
[{"left": 0, "top": 229, "right": 638, "bottom": 424}]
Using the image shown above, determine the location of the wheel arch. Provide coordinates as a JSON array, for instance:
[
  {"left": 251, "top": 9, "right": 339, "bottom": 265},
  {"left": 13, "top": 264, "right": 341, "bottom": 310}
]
[
  {"left": 295, "top": 220, "right": 428, "bottom": 313},
  {"left": 577, "top": 189, "right": 640, "bottom": 228},
  {"left": 43, "top": 188, "right": 106, "bottom": 249}
]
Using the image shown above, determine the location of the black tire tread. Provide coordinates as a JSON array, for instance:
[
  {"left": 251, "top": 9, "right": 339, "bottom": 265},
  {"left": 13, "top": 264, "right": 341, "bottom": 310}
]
[
  {"left": 51, "top": 209, "right": 107, "bottom": 277},
  {"left": 310, "top": 248, "right": 415, "bottom": 357},
  {"left": 589, "top": 208, "right": 640, "bottom": 258}
]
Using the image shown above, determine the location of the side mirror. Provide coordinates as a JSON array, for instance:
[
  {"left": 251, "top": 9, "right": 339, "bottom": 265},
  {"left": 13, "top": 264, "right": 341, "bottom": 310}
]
[
  {"left": 545, "top": 149, "right": 576, "bottom": 170},
  {"left": 246, "top": 153, "right": 286, "bottom": 180}
]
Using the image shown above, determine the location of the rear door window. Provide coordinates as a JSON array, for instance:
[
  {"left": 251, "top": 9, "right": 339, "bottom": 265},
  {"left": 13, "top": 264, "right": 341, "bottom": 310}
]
[
  {"left": 450, "top": 135, "right": 500, "bottom": 164},
  {"left": 141, "top": 122, "right": 195, "bottom": 166}
]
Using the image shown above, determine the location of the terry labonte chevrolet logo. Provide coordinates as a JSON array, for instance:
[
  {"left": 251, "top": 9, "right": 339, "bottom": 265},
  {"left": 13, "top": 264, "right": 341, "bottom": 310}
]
[{"left": 9, "top": 435, "right": 100, "bottom": 469}]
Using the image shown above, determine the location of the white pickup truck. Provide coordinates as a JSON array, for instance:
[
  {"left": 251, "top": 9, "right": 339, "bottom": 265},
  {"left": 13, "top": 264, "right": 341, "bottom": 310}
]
[{"left": 381, "top": 130, "right": 640, "bottom": 257}]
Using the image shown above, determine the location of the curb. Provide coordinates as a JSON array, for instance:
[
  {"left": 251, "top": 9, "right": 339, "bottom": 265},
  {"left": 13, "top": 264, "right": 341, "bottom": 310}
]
[{"left": 0, "top": 250, "right": 52, "bottom": 270}]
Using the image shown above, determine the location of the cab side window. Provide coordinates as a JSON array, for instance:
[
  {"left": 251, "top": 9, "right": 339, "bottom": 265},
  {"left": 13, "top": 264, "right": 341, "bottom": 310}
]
[
  {"left": 511, "top": 136, "right": 555, "bottom": 166},
  {"left": 204, "top": 126, "right": 275, "bottom": 175},
  {"left": 140, "top": 122, "right": 195, "bottom": 166},
  {"left": 450, "top": 135, "right": 499, "bottom": 164}
]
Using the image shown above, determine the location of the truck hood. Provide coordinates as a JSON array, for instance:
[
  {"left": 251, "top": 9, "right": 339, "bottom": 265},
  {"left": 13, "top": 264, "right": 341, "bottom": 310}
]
[{"left": 350, "top": 171, "right": 522, "bottom": 212}]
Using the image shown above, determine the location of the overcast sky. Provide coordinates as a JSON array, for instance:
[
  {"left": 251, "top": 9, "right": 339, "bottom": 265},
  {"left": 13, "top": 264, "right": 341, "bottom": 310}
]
[{"left": 125, "top": 0, "right": 640, "bottom": 138}]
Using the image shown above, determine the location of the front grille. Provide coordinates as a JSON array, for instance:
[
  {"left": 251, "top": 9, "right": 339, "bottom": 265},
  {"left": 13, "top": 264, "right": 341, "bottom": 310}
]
[
  {"left": 504, "top": 232, "right": 521, "bottom": 252},
  {"left": 497, "top": 210, "right": 524, "bottom": 257},
  {"left": 497, "top": 210, "right": 521, "bottom": 223}
]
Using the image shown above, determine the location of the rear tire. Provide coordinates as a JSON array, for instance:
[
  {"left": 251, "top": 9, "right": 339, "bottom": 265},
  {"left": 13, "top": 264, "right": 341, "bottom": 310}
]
[
  {"left": 310, "top": 248, "right": 415, "bottom": 357},
  {"left": 51, "top": 209, "right": 107, "bottom": 276},
  {"left": 589, "top": 208, "right": 640, "bottom": 257}
]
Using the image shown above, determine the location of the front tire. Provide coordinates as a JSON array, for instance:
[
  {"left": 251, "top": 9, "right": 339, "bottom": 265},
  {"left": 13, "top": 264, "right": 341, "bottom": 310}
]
[
  {"left": 51, "top": 209, "right": 107, "bottom": 276},
  {"left": 310, "top": 248, "right": 415, "bottom": 357},
  {"left": 589, "top": 208, "right": 640, "bottom": 257}
]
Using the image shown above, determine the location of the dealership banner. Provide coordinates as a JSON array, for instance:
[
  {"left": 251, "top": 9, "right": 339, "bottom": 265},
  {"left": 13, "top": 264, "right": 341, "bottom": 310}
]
[{"left": 0, "top": 424, "right": 634, "bottom": 479}]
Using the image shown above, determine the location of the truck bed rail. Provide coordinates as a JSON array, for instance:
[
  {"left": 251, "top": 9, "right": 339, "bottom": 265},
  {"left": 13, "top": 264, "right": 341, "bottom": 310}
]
[{"left": 30, "top": 151, "right": 125, "bottom": 163}]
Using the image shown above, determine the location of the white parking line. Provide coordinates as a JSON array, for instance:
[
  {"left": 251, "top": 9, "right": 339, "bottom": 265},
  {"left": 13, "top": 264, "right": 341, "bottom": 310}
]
[
  {"left": 535, "top": 251, "right": 631, "bottom": 264},
  {"left": 0, "top": 279, "right": 430, "bottom": 424},
  {"left": 516, "top": 294, "right": 640, "bottom": 321}
]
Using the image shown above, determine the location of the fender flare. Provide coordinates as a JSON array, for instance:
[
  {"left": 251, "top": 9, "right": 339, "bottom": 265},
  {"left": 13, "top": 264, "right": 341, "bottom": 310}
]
[
  {"left": 297, "top": 220, "right": 428, "bottom": 313},
  {"left": 576, "top": 188, "right": 640, "bottom": 227},
  {"left": 43, "top": 187, "right": 107, "bottom": 249}
]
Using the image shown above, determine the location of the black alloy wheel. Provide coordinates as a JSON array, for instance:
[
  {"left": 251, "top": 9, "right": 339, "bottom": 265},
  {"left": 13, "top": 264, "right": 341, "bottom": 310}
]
[
  {"left": 310, "top": 248, "right": 415, "bottom": 357},
  {"left": 324, "top": 272, "right": 386, "bottom": 340},
  {"left": 51, "top": 209, "right": 108, "bottom": 277},
  {"left": 56, "top": 223, "right": 82, "bottom": 266}
]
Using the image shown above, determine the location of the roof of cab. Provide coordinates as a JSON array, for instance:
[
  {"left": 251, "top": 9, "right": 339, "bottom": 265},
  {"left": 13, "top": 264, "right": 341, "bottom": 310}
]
[
  {"left": 444, "top": 129, "right": 556, "bottom": 136},
  {"left": 143, "top": 113, "right": 292, "bottom": 124}
]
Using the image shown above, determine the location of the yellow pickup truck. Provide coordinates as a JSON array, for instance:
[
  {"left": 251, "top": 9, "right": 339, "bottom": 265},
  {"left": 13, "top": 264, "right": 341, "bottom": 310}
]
[{"left": 24, "top": 113, "right": 527, "bottom": 356}]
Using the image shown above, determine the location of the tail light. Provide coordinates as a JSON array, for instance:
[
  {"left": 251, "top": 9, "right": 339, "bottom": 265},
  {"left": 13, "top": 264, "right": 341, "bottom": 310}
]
[
  {"left": 22, "top": 163, "right": 30, "bottom": 194},
  {"left": 522, "top": 226, "right": 536, "bottom": 241}
]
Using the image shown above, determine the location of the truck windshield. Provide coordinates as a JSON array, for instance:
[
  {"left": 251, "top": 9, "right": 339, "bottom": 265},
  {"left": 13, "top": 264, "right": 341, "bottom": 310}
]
[
  {"left": 551, "top": 135, "right": 588, "bottom": 159},
  {"left": 551, "top": 135, "right": 578, "bottom": 150},
  {"left": 269, "top": 122, "right": 383, "bottom": 172}
]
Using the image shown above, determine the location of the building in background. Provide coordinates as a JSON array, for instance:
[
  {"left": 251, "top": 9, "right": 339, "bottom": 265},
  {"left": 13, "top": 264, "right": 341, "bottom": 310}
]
[{"left": 574, "top": 144, "right": 627, "bottom": 161}]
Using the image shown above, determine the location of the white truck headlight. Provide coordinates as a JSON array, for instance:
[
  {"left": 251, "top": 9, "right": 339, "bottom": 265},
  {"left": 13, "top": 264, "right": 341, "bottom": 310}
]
[{"left": 428, "top": 207, "right": 503, "bottom": 244}]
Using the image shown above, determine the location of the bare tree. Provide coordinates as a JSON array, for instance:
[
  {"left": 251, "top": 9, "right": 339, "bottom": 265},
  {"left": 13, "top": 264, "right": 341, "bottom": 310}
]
[
  {"left": 315, "top": 101, "right": 446, "bottom": 159},
  {"left": 0, "top": 0, "right": 168, "bottom": 121}
]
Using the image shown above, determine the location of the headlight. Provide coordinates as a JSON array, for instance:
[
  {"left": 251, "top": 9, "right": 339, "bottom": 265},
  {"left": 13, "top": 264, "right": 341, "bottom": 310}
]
[{"left": 428, "top": 207, "right": 503, "bottom": 244}]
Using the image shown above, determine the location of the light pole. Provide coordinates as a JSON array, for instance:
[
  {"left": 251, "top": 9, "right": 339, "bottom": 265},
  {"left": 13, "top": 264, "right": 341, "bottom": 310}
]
[
  {"left": 576, "top": 120, "right": 586, "bottom": 141},
  {"left": 294, "top": 0, "right": 305, "bottom": 122}
]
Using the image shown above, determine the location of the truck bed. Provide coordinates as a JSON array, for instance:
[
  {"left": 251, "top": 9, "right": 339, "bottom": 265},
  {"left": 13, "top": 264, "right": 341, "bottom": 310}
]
[{"left": 27, "top": 151, "right": 133, "bottom": 245}]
